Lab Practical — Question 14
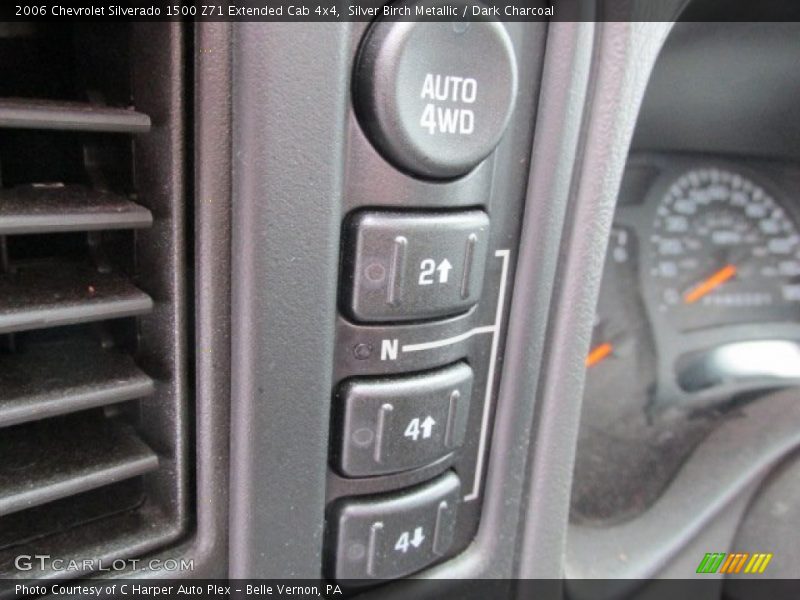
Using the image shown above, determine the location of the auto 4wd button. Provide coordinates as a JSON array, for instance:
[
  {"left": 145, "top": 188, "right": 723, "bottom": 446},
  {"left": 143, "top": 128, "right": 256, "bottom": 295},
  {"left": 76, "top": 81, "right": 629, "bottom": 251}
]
[{"left": 353, "top": 0, "right": 518, "bottom": 179}]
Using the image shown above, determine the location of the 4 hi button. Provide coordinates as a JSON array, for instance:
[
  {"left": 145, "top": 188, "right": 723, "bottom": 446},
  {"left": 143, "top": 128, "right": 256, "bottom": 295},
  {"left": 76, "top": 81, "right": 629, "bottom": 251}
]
[
  {"left": 335, "top": 362, "right": 473, "bottom": 477},
  {"left": 353, "top": 0, "right": 518, "bottom": 179}
]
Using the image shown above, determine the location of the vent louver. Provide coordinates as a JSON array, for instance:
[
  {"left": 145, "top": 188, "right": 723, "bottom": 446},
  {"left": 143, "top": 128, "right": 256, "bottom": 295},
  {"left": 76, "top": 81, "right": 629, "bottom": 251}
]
[{"left": 0, "top": 23, "right": 188, "bottom": 580}]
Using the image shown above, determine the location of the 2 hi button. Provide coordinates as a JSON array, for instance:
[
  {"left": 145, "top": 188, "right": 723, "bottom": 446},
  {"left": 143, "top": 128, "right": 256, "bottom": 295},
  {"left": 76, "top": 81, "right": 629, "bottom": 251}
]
[
  {"left": 353, "top": 0, "right": 519, "bottom": 179},
  {"left": 344, "top": 211, "right": 490, "bottom": 322}
]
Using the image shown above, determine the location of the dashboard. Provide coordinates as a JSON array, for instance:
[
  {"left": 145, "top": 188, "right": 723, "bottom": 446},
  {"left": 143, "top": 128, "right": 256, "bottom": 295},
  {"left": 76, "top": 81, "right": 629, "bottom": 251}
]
[{"left": 3, "top": 4, "right": 800, "bottom": 596}]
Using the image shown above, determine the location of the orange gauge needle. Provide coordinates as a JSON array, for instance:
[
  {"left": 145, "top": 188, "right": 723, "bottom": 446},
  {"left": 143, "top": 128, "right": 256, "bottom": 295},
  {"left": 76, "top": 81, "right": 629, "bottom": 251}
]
[
  {"left": 683, "top": 264, "right": 737, "bottom": 304},
  {"left": 586, "top": 342, "right": 614, "bottom": 368}
]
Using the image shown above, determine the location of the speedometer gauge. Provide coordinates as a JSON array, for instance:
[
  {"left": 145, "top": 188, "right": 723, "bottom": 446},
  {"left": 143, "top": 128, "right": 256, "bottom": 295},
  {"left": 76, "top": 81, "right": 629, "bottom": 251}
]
[{"left": 648, "top": 167, "right": 800, "bottom": 330}]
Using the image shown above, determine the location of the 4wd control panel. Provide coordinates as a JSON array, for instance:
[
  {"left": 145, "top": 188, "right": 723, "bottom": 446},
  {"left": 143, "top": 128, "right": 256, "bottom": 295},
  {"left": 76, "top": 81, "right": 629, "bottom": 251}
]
[{"left": 323, "top": 4, "right": 543, "bottom": 584}]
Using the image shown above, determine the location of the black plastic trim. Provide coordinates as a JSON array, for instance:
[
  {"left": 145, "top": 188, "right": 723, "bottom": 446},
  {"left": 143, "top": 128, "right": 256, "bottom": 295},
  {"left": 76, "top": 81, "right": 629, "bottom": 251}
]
[
  {"left": 0, "top": 340, "right": 154, "bottom": 428},
  {"left": 0, "top": 418, "right": 158, "bottom": 518},
  {"left": 0, "top": 98, "right": 151, "bottom": 133},
  {"left": 0, "top": 265, "right": 153, "bottom": 335},
  {"left": 229, "top": 22, "right": 351, "bottom": 579},
  {"left": 0, "top": 186, "right": 152, "bottom": 235},
  {"left": 111, "top": 21, "right": 234, "bottom": 580}
]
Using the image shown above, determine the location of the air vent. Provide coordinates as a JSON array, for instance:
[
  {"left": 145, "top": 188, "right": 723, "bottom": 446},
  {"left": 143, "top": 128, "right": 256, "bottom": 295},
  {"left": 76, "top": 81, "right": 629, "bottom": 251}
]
[{"left": 0, "top": 24, "right": 188, "bottom": 581}]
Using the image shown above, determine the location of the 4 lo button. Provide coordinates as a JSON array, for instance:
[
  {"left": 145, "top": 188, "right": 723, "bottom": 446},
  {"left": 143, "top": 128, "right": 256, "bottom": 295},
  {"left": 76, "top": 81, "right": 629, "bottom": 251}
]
[{"left": 328, "top": 472, "right": 461, "bottom": 580}]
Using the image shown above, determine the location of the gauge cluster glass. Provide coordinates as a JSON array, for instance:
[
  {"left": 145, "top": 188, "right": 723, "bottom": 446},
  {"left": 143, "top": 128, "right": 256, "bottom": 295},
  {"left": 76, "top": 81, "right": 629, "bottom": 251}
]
[{"left": 647, "top": 167, "right": 800, "bottom": 331}]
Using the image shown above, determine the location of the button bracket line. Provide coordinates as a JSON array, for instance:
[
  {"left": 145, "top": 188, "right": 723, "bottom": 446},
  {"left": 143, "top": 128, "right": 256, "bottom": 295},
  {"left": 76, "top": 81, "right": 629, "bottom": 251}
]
[{"left": 465, "top": 249, "right": 510, "bottom": 502}]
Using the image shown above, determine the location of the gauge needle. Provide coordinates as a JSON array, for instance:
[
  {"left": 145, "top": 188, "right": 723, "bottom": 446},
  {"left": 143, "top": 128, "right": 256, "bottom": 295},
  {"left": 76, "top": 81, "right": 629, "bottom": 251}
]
[
  {"left": 586, "top": 342, "right": 614, "bottom": 367},
  {"left": 683, "top": 264, "right": 737, "bottom": 304}
]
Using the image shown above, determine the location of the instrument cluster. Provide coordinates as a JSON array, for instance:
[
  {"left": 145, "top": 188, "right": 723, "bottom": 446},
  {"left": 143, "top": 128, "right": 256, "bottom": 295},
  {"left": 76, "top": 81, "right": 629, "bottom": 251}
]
[{"left": 572, "top": 154, "right": 800, "bottom": 523}]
